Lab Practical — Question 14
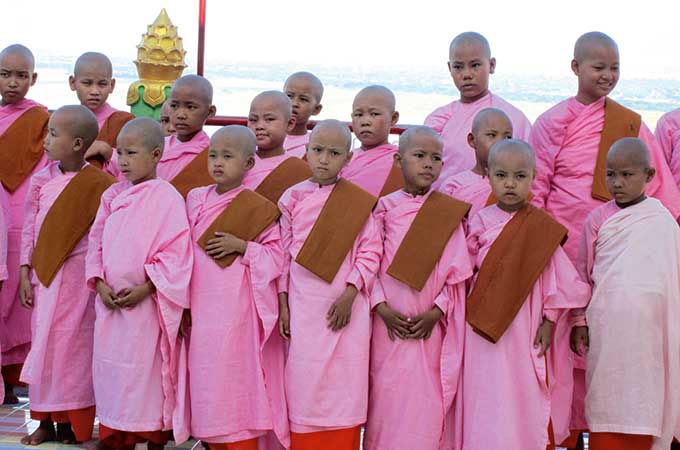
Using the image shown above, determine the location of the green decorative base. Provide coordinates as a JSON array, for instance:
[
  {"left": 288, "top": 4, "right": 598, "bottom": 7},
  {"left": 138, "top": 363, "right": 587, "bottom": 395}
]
[{"left": 129, "top": 85, "right": 172, "bottom": 119}]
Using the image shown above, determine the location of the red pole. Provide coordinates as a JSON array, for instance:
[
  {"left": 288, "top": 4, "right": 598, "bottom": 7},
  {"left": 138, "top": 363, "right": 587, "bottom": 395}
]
[{"left": 197, "top": 0, "right": 206, "bottom": 76}]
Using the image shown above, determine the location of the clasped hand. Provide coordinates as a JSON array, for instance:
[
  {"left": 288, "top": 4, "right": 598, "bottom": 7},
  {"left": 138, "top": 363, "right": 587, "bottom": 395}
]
[
  {"left": 375, "top": 302, "right": 443, "bottom": 341},
  {"left": 95, "top": 279, "right": 152, "bottom": 310}
]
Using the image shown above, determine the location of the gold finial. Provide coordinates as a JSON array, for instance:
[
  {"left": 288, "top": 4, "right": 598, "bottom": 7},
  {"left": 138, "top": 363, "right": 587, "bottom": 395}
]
[{"left": 127, "top": 8, "right": 187, "bottom": 107}]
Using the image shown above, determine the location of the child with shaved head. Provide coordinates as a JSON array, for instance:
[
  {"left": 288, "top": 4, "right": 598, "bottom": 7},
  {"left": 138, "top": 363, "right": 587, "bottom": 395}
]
[
  {"left": 277, "top": 119, "right": 381, "bottom": 450},
  {"left": 573, "top": 138, "right": 680, "bottom": 450},
  {"left": 341, "top": 85, "right": 404, "bottom": 197},
  {"left": 243, "top": 90, "right": 311, "bottom": 204},
  {"left": 86, "top": 118, "right": 193, "bottom": 450},
  {"left": 459, "top": 140, "right": 589, "bottom": 450},
  {"left": 172, "top": 125, "right": 289, "bottom": 449},
  {"left": 440, "top": 107, "right": 513, "bottom": 219},
  {"left": 529, "top": 32, "right": 680, "bottom": 448},
  {"left": 17, "top": 105, "right": 115, "bottom": 445},
  {"left": 0, "top": 43, "right": 50, "bottom": 404},
  {"left": 284, "top": 71, "right": 323, "bottom": 157},
  {"left": 425, "top": 32, "right": 531, "bottom": 186},
  {"left": 71, "top": 52, "right": 134, "bottom": 168},
  {"left": 364, "top": 126, "right": 472, "bottom": 450}
]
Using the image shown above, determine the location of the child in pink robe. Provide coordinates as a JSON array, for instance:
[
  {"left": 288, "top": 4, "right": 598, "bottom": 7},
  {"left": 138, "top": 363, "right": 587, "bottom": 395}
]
[
  {"left": 283, "top": 72, "right": 323, "bottom": 158},
  {"left": 18, "top": 106, "right": 110, "bottom": 445},
  {"left": 573, "top": 138, "right": 680, "bottom": 450},
  {"left": 439, "top": 107, "right": 514, "bottom": 220},
  {"left": 460, "top": 140, "right": 589, "bottom": 450},
  {"left": 654, "top": 108, "right": 680, "bottom": 187},
  {"left": 176, "top": 126, "right": 289, "bottom": 449},
  {"left": 425, "top": 32, "right": 531, "bottom": 185},
  {"left": 0, "top": 185, "right": 7, "bottom": 404},
  {"left": 530, "top": 34, "right": 680, "bottom": 448},
  {"left": 277, "top": 120, "right": 381, "bottom": 450},
  {"left": 85, "top": 118, "right": 193, "bottom": 450},
  {"left": 341, "top": 85, "right": 400, "bottom": 197},
  {"left": 0, "top": 44, "right": 49, "bottom": 404},
  {"left": 364, "top": 127, "right": 472, "bottom": 450}
]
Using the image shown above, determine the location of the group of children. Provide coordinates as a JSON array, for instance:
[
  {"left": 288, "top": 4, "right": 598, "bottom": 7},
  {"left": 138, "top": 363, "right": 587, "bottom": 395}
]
[{"left": 0, "top": 28, "right": 679, "bottom": 450}]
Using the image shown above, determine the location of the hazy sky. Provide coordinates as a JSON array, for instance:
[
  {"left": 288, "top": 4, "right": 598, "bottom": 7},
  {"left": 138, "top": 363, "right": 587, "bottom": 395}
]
[{"left": 5, "top": 0, "right": 680, "bottom": 80}]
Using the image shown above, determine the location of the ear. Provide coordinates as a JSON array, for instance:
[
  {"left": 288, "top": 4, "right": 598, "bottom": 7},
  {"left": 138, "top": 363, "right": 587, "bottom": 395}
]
[
  {"left": 447, "top": 61, "right": 454, "bottom": 76},
  {"left": 571, "top": 59, "right": 580, "bottom": 76},
  {"left": 646, "top": 167, "right": 656, "bottom": 182},
  {"left": 393, "top": 151, "right": 403, "bottom": 170},
  {"left": 207, "top": 105, "right": 217, "bottom": 119},
  {"left": 73, "top": 137, "right": 84, "bottom": 152},
  {"left": 467, "top": 132, "right": 476, "bottom": 149},
  {"left": 312, "top": 103, "right": 323, "bottom": 116},
  {"left": 30, "top": 72, "right": 38, "bottom": 87},
  {"left": 245, "top": 155, "right": 255, "bottom": 171},
  {"left": 151, "top": 147, "right": 163, "bottom": 163},
  {"left": 489, "top": 57, "right": 496, "bottom": 75},
  {"left": 391, "top": 111, "right": 400, "bottom": 127},
  {"left": 345, "top": 149, "right": 354, "bottom": 164},
  {"left": 287, "top": 116, "right": 297, "bottom": 133},
  {"left": 68, "top": 75, "right": 76, "bottom": 91},
  {"left": 110, "top": 78, "right": 116, "bottom": 92}
]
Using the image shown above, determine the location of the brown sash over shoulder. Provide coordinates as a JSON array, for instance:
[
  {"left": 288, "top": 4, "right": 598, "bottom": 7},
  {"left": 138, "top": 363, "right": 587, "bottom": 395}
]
[
  {"left": 591, "top": 98, "right": 641, "bottom": 202},
  {"left": 197, "top": 189, "right": 281, "bottom": 268},
  {"left": 87, "top": 111, "right": 136, "bottom": 169},
  {"left": 0, "top": 107, "right": 49, "bottom": 192},
  {"left": 255, "top": 157, "right": 312, "bottom": 203},
  {"left": 32, "top": 165, "right": 116, "bottom": 286},
  {"left": 485, "top": 191, "right": 533, "bottom": 207},
  {"left": 466, "top": 204, "right": 567, "bottom": 343},
  {"left": 170, "top": 147, "right": 213, "bottom": 199},
  {"left": 387, "top": 191, "right": 470, "bottom": 291},
  {"left": 295, "top": 179, "right": 377, "bottom": 283},
  {"left": 378, "top": 161, "right": 405, "bottom": 197}
]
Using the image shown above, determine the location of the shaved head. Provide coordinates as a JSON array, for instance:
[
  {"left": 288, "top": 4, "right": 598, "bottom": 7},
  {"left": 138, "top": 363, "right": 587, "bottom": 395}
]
[
  {"left": 211, "top": 125, "right": 257, "bottom": 157},
  {"left": 53, "top": 105, "right": 99, "bottom": 149},
  {"left": 172, "top": 75, "right": 213, "bottom": 104},
  {"left": 285, "top": 71, "right": 324, "bottom": 102},
  {"left": 310, "top": 119, "right": 352, "bottom": 150},
  {"left": 0, "top": 44, "right": 35, "bottom": 72},
  {"left": 574, "top": 32, "right": 618, "bottom": 63},
  {"left": 449, "top": 32, "right": 491, "bottom": 59},
  {"left": 607, "top": 137, "right": 651, "bottom": 169},
  {"left": 118, "top": 117, "right": 164, "bottom": 152},
  {"left": 74, "top": 52, "right": 112, "bottom": 78},
  {"left": 489, "top": 139, "right": 535, "bottom": 169},
  {"left": 399, "top": 126, "right": 442, "bottom": 155},
  {"left": 471, "top": 108, "right": 512, "bottom": 134},
  {"left": 250, "top": 90, "right": 292, "bottom": 120},
  {"left": 353, "top": 85, "right": 396, "bottom": 112}
]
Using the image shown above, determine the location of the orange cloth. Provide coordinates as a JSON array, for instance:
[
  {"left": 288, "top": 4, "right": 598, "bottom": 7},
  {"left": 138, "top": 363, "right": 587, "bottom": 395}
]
[
  {"left": 291, "top": 427, "right": 361, "bottom": 450},
  {"left": 98, "top": 424, "right": 172, "bottom": 448},
  {"left": 30, "top": 405, "right": 96, "bottom": 442},
  {"left": 254, "top": 156, "right": 312, "bottom": 203},
  {"left": 589, "top": 432, "right": 653, "bottom": 450},
  {"left": 206, "top": 439, "right": 259, "bottom": 450},
  {"left": 170, "top": 147, "right": 212, "bottom": 199},
  {"left": 560, "top": 430, "right": 587, "bottom": 448},
  {"left": 377, "top": 161, "right": 404, "bottom": 197}
]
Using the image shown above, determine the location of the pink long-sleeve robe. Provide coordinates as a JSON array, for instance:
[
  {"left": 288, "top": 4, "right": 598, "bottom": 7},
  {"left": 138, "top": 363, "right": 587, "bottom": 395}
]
[
  {"left": 530, "top": 96, "right": 680, "bottom": 432},
  {"left": 243, "top": 153, "right": 295, "bottom": 190},
  {"left": 178, "top": 185, "right": 289, "bottom": 448},
  {"left": 364, "top": 190, "right": 472, "bottom": 450},
  {"left": 654, "top": 108, "right": 680, "bottom": 187},
  {"left": 284, "top": 133, "right": 309, "bottom": 158},
  {"left": 0, "top": 185, "right": 7, "bottom": 401},
  {"left": 0, "top": 98, "right": 48, "bottom": 368},
  {"left": 459, "top": 205, "right": 590, "bottom": 450},
  {"left": 278, "top": 179, "right": 382, "bottom": 433},
  {"left": 576, "top": 198, "right": 680, "bottom": 450},
  {"left": 340, "top": 144, "right": 398, "bottom": 197},
  {"left": 18, "top": 162, "right": 96, "bottom": 413},
  {"left": 439, "top": 169, "right": 490, "bottom": 221},
  {"left": 425, "top": 92, "right": 532, "bottom": 186},
  {"left": 85, "top": 179, "right": 192, "bottom": 433}
]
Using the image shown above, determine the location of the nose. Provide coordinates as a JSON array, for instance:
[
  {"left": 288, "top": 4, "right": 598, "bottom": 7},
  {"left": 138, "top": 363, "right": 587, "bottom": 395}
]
[
  {"left": 8, "top": 77, "right": 18, "bottom": 87},
  {"left": 462, "top": 66, "right": 473, "bottom": 80}
]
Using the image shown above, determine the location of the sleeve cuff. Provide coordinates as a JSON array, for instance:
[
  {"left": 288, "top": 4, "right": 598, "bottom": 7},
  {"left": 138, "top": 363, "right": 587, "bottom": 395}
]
[{"left": 346, "top": 270, "right": 364, "bottom": 292}]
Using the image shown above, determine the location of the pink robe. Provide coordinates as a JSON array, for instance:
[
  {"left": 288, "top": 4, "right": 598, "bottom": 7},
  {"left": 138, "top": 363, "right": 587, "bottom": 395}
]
[
  {"left": 439, "top": 169, "right": 490, "bottom": 221},
  {"left": 284, "top": 133, "right": 309, "bottom": 159},
  {"left": 459, "top": 205, "right": 590, "bottom": 450},
  {"left": 242, "top": 153, "right": 296, "bottom": 191},
  {"left": 278, "top": 179, "right": 382, "bottom": 433},
  {"left": 654, "top": 108, "right": 680, "bottom": 187},
  {"left": 424, "top": 92, "right": 532, "bottom": 185},
  {"left": 0, "top": 98, "right": 49, "bottom": 367},
  {"left": 364, "top": 190, "right": 472, "bottom": 450},
  {"left": 177, "top": 185, "right": 289, "bottom": 448},
  {"left": 0, "top": 185, "right": 7, "bottom": 401},
  {"left": 18, "top": 162, "right": 96, "bottom": 412},
  {"left": 577, "top": 198, "right": 680, "bottom": 450},
  {"left": 93, "top": 102, "right": 120, "bottom": 130},
  {"left": 340, "top": 144, "right": 398, "bottom": 197},
  {"left": 85, "top": 179, "right": 192, "bottom": 432}
]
